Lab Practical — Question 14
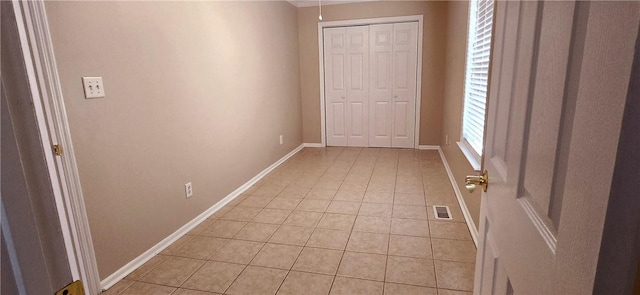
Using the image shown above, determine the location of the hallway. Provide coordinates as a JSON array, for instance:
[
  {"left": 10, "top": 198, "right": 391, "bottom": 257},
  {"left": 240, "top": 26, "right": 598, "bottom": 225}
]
[{"left": 103, "top": 148, "right": 476, "bottom": 294}]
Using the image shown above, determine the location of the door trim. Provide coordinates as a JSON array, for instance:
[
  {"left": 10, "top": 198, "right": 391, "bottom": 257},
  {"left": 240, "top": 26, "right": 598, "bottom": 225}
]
[
  {"left": 318, "top": 15, "right": 424, "bottom": 148},
  {"left": 16, "top": 1, "right": 101, "bottom": 293}
]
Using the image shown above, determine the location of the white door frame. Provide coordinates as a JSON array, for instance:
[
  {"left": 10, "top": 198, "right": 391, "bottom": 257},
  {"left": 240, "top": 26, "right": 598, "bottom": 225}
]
[
  {"left": 318, "top": 15, "right": 424, "bottom": 148},
  {"left": 13, "top": 1, "right": 101, "bottom": 294}
]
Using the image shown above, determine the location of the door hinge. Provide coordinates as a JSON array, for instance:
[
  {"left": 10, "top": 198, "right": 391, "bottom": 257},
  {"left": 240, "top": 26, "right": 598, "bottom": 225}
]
[
  {"left": 55, "top": 280, "right": 84, "bottom": 295},
  {"left": 53, "top": 144, "right": 62, "bottom": 156}
]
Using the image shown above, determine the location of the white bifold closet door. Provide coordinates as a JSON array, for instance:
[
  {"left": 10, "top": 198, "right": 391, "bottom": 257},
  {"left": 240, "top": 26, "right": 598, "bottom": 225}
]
[
  {"left": 369, "top": 22, "right": 418, "bottom": 148},
  {"left": 324, "top": 22, "right": 418, "bottom": 148},
  {"left": 324, "top": 26, "right": 370, "bottom": 147}
]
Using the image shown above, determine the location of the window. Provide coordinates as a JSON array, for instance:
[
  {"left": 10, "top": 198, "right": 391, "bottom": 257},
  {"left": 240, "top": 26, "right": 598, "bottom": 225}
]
[{"left": 460, "top": 0, "right": 494, "bottom": 169}]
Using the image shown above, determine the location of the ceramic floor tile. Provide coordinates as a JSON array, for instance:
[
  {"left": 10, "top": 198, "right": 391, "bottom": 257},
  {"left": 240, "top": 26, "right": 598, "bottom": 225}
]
[
  {"left": 283, "top": 211, "right": 323, "bottom": 227},
  {"left": 181, "top": 261, "right": 245, "bottom": 293},
  {"left": 277, "top": 271, "right": 334, "bottom": 295},
  {"left": 392, "top": 205, "right": 428, "bottom": 220},
  {"left": 138, "top": 256, "right": 205, "bottom": 287},
  {"left": 352, "top": 216, "right": 391, "bottom": 234},
  {"left": 390, "top": 218, "right": 430, "bottom": 237},
  {"left": 295, "top": 199, "right": 331, "bottom": 212},
  {"left": 211, "top": 240, "right": 264, "bottom": 264},
  {"left": 337, "top": 252, "right": 386, "bottom": 281},
  {"left": 200, "top": 220, "right": 247, "bottom": 239},
  {"left": 339, "top": 181, "right": 368, "bottom": 193},
  {"left": 362, "top": 191, "right": 394, "bottom": 204},
  {"left": 161, "top": 235, "right": 195, "bottom": 255},
  {"left": 266, "top": 197, "right": 302, "bottom": 210},
  {"left": 172, "top": 236, "right": 228, "bottom": 260},
  {"left": 250, "top": 243, "right": 302, "bottom": 270},
  {"left": 317, "top": 213, "right": 356, "bottom": 231},
  {"left": 385, "top": 256, "right": 436, "bottom": 287},
  {"left": 278, "top": 186, "right": 310, "bottom": 199},
  {"left": 189, "top": 219, "right": 215, "bottom": 235},
  {"left": 437, "top": 289, "right": 473, "bottom": 295},
  {"left": 345, "top": 232, "right": 389, "bottom": 255},
  {"left": 431, "top": 238, "right": 476, "bottom": 263},
  {"left": 305, "top": 188, "right": 338, "bottom": 200},
  {"left": 292, "top": 247, "right": 343, "bottom": 275},
  {"left": 220, "top": 207, "right": 262, "bottom": 222},
  {"left": 329, "top": 277, "right": 383, "bottom": 295},
  {"left": 226, "top": 266, "right": 287, "bottom": 295},
  {"left": 237, "top": 196, "right": 274, "bottom": 208},
  {"left": 252, "top": 209, "right": 292, "bottom": 224},
  {"left": 429, "top": 221, "right": 472, "bottom": 240},
  {"left": 383, "top": 283, "right": 437, "bottom": 295},
  {"left": 358, "top": 203, "right": 392, "bottom": 217},
  {"left": 333, "top": 190, "right": 365, "bottom": 202},
  {"left": 172, "top": 289, "right": 220, "bottom": 295},
  {"left": 233, "top": 222, "right": 279, "bottom": 242},
  {"left": 125, "top": 255, "right": 169, "bottom": 280},
  {"left": 121, "top": 282, "right": 176, "bottom": 294},
  {"left": 102, "top": 279, "right": 134, "bottom": 295},
  {"left": 326, "top": 200, "right": 361, "bottom": 215},
  {"left": 388, "top": 235, "right": 431, "bottom": 258},
  {"left": 394, "top": 193, "right": 426, "bottom": 206},
  {"left": 306, "top": 228, "right": 350, "bottom": 250},
  {"left": 434, "top": 260, "right": 475, "bottom": 291},
  {"left": 268, "top": 225, "right": 314, "bottom": 246},
  {"left": 425, "top": 191, "right": 459, "bottom": 206}
]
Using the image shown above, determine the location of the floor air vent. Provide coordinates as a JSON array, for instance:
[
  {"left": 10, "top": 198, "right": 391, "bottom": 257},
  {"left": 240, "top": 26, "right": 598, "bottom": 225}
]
[{"left": 433, "top": 205, "right": 452, "bottom": 220}]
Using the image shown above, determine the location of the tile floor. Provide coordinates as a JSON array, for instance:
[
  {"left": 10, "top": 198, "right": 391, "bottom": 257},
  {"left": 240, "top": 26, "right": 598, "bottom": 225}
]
[{"left": 103, "top": 147, "right": 476, "bottom": 295}]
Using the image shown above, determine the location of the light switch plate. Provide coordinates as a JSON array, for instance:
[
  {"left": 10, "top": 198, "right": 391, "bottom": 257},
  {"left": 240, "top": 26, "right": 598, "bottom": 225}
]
[{"left": 82, "top": 77, "right": 105, "bottom": 99}]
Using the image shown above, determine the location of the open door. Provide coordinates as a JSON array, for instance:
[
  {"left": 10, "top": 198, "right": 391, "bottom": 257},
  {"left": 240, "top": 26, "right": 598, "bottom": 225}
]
[{"left": 473, "top": 1, "right": 640, "bottom": 294}]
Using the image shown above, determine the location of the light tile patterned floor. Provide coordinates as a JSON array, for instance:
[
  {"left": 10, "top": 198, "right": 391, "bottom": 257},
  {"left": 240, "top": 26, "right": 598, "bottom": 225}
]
[{"left": 103, "top": 147, "right": 476, "bottom": 295}]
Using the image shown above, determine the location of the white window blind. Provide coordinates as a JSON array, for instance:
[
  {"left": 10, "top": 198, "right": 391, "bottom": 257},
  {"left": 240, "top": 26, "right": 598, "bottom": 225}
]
[{"left": 462, "top": 0, "right": 494, "bottom": 159}]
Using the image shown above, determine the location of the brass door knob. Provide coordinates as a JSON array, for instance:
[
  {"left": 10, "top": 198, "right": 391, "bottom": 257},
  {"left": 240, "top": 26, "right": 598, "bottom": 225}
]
[{"left": 465, "top": 170, "right": 488, "bottom": 193}]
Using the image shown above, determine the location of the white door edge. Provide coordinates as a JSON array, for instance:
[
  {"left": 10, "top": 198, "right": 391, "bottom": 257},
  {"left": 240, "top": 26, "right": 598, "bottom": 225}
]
[
  {"left": 15, "top": 1, "right": 101, "bottom": 294},
  {"left": 318, "top": 15, "right": 423, "bottom": 148}
]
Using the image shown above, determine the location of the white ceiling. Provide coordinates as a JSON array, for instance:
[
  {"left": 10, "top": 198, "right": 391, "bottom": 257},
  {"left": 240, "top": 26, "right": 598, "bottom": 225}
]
[{"left": 286, "top": 0, "right": 382, "bottom": 8}]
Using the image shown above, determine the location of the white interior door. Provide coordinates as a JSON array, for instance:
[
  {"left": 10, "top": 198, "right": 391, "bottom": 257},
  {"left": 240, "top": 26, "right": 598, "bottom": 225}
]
[
  {"left": 324, "top": 26, "right": 369, "bottom": 147},
  {"left": 475, "top": 1, "right": 639, "bottom": 293},
  {"left": 345, "top": 26, "right": 370, "bottom": 147},
  {"left": 390, "top": 22, "right": 418, "bottom": 148},
  {"left": 324, "top": 27, "right": 348, "bottom": 147},
  {"left": 369, "top": 23, "right": 393, "bottom": 147},
  {"left": 325, "top": 22, "right": 417, "bottom": 148},
  {"left": 368, "top": 22, "right": 418, "bottom": 148}
]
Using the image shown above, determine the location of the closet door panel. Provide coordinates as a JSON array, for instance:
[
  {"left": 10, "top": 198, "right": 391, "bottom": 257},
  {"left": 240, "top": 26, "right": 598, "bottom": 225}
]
[
  {"left": 369, "top": 24, "right": 393, "bottom": 147},
  {"left": 346, "top": 26, "right": 370, "bottom": 147},
  {"left": 391, "top": 22, "right": 418, "bottom": 148},
  {"left": 324, "top": 28, "right": 348, "bottom": 146}
]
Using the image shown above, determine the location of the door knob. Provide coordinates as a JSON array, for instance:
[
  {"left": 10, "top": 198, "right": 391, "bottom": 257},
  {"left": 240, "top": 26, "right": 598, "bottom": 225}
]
[{"left": 465, "top": 170, "right": 488, "bottom": 193}]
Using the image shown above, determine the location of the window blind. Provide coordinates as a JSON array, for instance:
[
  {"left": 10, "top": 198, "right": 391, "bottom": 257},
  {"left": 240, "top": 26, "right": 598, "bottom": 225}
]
[{"left": 462, "top": 0, "right": 494, "bottom": 158}]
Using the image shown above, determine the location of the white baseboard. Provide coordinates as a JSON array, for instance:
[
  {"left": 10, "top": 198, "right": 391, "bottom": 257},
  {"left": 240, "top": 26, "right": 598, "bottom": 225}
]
[
  {"left": 303, "top": 143, "right": 323, "bottom": 148},
  {"left": 100, "top": 144, "right": 305, "bottom": 290},
  {"left": 418, "top": 145, "right": 440, "bottom": 150},
  {"left": 437, "top": 147, "right": 479, "bottom": 247}
]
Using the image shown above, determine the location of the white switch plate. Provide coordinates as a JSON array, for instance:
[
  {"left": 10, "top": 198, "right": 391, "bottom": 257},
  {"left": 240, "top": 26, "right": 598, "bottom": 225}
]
[
  {"left": 185, "top": 182, "right": 193, "bottom": 198},
  {"left": 82, "top": 77, "right": 105, "bottom": 99},
  {"left": 279, "top": 135, "right": 283, "bottom": 145}
]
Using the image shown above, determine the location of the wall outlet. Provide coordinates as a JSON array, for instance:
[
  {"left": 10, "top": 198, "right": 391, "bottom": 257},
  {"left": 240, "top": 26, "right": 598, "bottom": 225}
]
[
  {"left": 82, "top": 77, "right": 105, "bottom": 99},
  {"left": 185, "top": 182, "right": 193, "bottom": 198},
  {"left": 279, "top": 135, "right": 283, "bottom": 145}
]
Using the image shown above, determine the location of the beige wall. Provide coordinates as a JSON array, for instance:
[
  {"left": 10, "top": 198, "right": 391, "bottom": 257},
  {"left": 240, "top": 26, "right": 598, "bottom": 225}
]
[
  {"left": 45, "top": 1, "right": 302, "bottom": 278},
  {"left": 440, "top": 1, "right": 481, "bottom": 227},
  {"left": 298, "top": 1, "right": 447, "bottom": 145}
]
